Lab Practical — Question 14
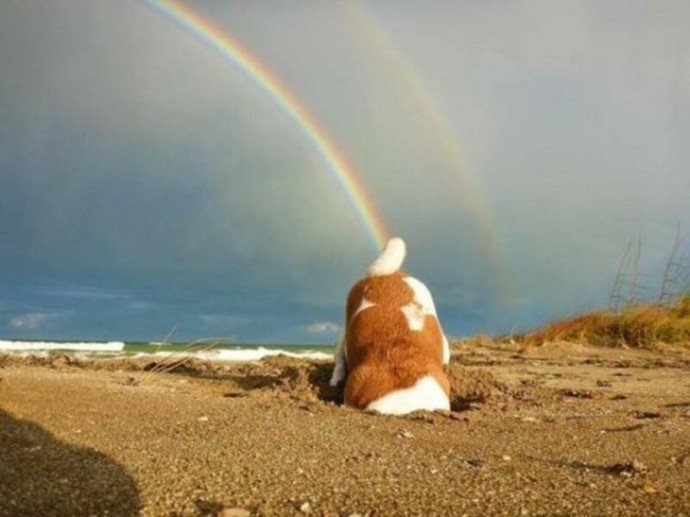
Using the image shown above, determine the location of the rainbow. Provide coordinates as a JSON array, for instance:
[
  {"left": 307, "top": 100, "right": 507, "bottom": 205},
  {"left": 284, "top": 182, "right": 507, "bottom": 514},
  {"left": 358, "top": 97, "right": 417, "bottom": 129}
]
[{"left": 142, "top": 0, "right": 388, "bottom": 252}]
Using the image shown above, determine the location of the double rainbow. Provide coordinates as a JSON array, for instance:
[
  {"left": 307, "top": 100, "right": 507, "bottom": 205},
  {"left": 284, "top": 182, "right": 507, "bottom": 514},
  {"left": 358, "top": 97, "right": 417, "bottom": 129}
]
[{"left": 142, "top": 0, "right": 388, "bottom": 253}]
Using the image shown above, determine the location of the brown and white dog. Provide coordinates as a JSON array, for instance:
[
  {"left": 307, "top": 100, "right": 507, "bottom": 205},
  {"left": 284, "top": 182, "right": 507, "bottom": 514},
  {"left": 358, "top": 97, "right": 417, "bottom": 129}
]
[{"left": 330, "top": 237, "right": 451, "bottom": 415}]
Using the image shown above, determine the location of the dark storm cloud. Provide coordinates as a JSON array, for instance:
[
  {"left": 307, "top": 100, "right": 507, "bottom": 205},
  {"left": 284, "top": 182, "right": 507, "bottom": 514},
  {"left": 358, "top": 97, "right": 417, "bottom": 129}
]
[{"left": 1, "top": 0, "right": 688, "bottom": 341}]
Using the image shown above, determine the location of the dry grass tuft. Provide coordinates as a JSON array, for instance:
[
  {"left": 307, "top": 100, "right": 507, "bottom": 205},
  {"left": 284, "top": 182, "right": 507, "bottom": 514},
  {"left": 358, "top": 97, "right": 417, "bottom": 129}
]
[
  {"left": 137, "top": 337, "right": 229, "bottom": 383},
  {"left": 518, "top": 294, "right": 690, "bottom": 348}
]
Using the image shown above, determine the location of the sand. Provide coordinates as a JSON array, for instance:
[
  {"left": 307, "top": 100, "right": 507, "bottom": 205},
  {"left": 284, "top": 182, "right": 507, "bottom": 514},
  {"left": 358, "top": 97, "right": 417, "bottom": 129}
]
[{"left": 1, "top": 341, "right": 689, "bottom": 516}]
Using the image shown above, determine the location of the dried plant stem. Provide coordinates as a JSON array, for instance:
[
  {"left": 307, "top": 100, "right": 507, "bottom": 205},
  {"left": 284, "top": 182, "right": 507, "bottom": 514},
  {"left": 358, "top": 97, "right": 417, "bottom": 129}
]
[
  {"left": 139, "top": 336, "right": 230, "bottom": 383},
  {"left": 659, "top": 223, "right": 686, "bottom": 305}
]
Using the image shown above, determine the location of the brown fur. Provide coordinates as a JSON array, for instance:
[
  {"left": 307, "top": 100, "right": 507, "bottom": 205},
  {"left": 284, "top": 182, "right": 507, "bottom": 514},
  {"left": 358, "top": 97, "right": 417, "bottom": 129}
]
[{"left": 343, "top": 272, "right": 450, "bottom": 409}]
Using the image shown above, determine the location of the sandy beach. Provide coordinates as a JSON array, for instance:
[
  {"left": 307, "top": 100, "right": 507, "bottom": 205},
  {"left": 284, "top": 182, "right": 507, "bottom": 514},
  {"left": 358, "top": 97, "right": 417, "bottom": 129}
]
[{"left": 1, "top": 341, "right": 689, "bottom": 516}]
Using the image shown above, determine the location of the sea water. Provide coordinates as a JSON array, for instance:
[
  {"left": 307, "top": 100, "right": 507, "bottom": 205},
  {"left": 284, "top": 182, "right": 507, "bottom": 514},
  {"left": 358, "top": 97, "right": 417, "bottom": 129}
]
[{"left": 0, "top": 339, "right": 334, "bottom": 361}]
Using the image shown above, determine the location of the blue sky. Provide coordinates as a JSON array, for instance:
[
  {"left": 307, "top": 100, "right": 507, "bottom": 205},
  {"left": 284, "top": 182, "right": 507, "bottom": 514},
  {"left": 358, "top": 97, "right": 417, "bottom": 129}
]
[{"left": 1, "top": 0, "right": 689, "bottom": 343}]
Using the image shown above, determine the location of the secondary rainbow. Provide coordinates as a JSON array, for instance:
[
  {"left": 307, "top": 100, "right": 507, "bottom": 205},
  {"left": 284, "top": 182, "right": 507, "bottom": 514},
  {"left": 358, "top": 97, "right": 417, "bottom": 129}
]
[
  {"left": 142, "top": 0, "right": 388, "bottom": 252},
  {"left": 344, "top": 3, "right": 516, "bottom": 304}
]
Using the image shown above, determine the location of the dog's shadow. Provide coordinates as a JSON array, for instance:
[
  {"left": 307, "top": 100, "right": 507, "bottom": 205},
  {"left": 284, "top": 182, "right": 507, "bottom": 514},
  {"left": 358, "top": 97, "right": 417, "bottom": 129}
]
[{"left": 0, "top": 410, "right": 141, "bottom": 515}]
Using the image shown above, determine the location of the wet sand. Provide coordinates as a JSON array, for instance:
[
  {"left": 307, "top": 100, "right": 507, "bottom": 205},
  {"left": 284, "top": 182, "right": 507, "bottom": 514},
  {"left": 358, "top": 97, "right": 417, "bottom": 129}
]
[{"left": 1, "top": 341, "right": 689, "bottom": 516}]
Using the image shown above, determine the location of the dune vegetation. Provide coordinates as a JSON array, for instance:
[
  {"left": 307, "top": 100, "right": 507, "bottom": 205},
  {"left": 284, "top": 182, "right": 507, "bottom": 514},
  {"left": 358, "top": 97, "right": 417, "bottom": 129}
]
[
  {"left": 518, "top": 294, "right": 690, "bottom": 348},
  {"left": 518, "top": 230, "right": 690, "bottom": 349}
]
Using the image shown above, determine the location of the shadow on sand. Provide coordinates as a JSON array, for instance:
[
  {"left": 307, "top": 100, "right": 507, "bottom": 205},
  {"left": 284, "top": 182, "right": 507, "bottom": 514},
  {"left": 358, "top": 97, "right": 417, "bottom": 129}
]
[{"left": 0, "top": 410, "right": 141, "bottom": 516}]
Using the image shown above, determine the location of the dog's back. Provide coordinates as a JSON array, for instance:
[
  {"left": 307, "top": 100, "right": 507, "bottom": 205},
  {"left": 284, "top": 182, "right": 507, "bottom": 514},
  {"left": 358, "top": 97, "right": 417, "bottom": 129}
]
[{"left": 338, "top": 238, "right": 450, "bottom": 414}]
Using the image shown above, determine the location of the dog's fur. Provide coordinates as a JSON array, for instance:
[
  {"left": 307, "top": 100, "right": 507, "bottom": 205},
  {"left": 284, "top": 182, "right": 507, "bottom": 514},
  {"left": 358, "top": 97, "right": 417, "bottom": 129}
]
[{"left": 330, "top": 238, "right": 450, "bottom": 414}]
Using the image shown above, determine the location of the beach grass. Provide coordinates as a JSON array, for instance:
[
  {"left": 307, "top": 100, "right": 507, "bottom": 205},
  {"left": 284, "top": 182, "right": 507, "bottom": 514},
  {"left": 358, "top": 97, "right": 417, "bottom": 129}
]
[{"left": 517, "top": 294, "right": 690, "bottom": 348}]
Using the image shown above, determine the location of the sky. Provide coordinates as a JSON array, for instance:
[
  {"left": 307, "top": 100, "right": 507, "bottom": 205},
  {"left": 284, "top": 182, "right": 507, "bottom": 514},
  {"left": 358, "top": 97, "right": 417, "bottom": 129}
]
[{"left": 1, "top": 0, "right": 689, "bottom": 344}]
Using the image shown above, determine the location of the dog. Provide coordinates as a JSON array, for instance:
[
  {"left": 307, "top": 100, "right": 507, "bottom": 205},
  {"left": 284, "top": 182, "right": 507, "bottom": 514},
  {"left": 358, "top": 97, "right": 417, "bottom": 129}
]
[{"left": 330, "top": 237, "right": 451, "bottom": 414}]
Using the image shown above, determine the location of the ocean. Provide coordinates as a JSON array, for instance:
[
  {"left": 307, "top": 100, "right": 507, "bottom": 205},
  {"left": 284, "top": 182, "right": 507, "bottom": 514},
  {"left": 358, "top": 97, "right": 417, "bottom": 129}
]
[{"left": 0, "top": 339, "right": 334, "bottom": 361}]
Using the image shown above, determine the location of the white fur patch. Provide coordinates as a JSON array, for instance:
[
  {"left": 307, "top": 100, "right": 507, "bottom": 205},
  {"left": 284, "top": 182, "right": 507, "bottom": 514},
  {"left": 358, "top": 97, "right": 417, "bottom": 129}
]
[
  {"left": 402, "top": 276, "right": 450, "bottom": 363},
  {"left": 399, "top": 277, "right": 436, "bottom": 331},
  {"left": 403, "top": 277, "right": 438, "bottom": 316},
  {"left": 442, "top": 335, "right": 450, "bottom": 365},
  {"left": 353, "top": 297, "right": 376, "bottom": 319},
  {"left": 365, "top": 375, "right": 450, "bottom": 415},
  {"left": 330, "top": 333, "right": 347, "bottom": 386},
  {"left": 400, "top": 302, "right": 425, "bottom": 331}
]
